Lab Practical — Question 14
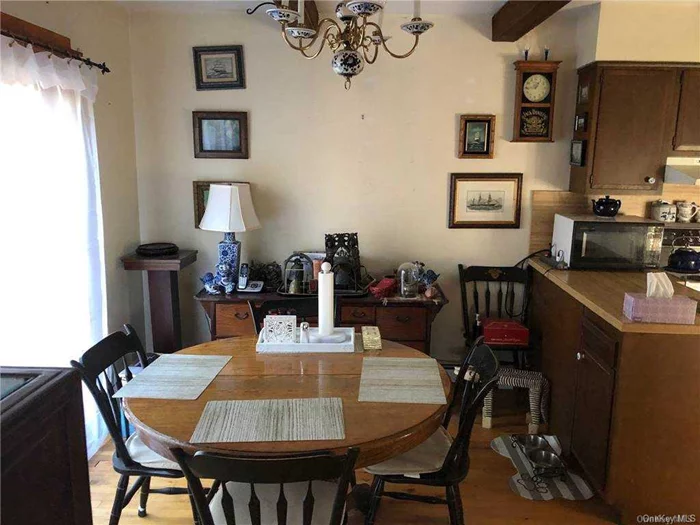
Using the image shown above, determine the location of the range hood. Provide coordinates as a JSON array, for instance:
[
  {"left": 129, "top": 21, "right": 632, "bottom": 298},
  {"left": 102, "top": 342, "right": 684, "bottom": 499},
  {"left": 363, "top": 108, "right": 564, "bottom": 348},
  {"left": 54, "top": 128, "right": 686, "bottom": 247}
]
[{"left": 664, "top": 157, "right": 700, "bottom": 185}]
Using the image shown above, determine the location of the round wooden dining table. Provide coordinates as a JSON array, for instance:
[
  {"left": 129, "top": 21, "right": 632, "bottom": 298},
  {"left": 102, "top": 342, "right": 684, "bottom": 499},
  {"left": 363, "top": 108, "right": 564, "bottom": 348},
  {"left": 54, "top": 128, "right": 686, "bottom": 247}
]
[{"left": 124, "top": 336, "right": 452, "bottom": 468}]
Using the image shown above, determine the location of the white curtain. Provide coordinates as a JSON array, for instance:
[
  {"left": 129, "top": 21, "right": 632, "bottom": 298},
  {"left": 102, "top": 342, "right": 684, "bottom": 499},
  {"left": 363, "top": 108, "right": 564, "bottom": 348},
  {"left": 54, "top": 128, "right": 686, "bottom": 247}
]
[{"left": 0, "top": 35, "right": 108, "bottom": 457}]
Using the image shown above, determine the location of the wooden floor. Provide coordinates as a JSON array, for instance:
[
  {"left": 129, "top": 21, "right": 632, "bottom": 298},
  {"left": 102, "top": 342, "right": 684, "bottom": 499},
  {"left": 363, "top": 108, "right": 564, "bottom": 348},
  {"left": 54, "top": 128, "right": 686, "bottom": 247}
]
[{"left": 89, "top": 413, "right": 618, "bottom": 525}]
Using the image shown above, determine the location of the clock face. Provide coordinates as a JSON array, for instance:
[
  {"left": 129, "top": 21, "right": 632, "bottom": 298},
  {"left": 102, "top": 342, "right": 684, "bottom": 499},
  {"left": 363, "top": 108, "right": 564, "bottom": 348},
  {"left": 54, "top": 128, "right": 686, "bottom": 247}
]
[{"left": 523, "top": 74, "right": 551, "bottom": 103}]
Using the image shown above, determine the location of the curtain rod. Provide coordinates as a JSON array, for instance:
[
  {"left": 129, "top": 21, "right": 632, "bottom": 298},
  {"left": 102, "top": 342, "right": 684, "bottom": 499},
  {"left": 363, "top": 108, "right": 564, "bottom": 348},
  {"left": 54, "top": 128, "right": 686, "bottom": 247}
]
[{"left": 1, "top": 29, "right": 111, "bottom": 74}]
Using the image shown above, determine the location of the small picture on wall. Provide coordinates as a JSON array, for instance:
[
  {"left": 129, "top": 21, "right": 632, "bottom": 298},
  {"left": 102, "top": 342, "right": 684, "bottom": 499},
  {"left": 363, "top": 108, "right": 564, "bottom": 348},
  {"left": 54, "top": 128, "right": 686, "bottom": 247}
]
[
  {"left": 574, "top": 113, "right": 587, "bottom": 132},
  {"left": 448, "top": 173, "right": 522, "bottom": 229},
  {"left": 193, "top": 45, "right": 245, "bottom": 90},
  {"left": 458, "top": 114, "right": 496, "bottom": 159},
  {"left": 570, "top": 140, "right": 587, "bottom": 167},
  {"left": 577, "top": 83, "right": 589, "bottom": 104},
  {"left": 193, "top": 111, "right": 249, "bottom": 159},
  {"left": 192, "top": 181, "right": 242, "bottom": 228}
]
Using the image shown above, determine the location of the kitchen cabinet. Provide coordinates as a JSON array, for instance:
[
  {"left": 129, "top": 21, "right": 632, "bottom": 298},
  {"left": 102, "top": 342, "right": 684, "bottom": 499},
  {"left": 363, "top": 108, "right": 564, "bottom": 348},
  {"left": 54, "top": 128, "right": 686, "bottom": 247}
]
[
  {"left": 570, "top": 62, "right": 700, "bottom": 194},
  {"left": 529, "top": 259, "right": 700, "bottom": 523},
  {"left": 673, "top": 68, "right": 700, "bottom": 151},
  {"left": 571, "top": 316, "right": 617, "bottom": 492}
]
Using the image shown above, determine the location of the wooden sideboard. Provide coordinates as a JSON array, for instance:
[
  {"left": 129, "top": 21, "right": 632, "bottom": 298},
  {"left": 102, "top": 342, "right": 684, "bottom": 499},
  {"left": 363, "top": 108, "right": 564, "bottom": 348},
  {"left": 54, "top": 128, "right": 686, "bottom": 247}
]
[{"left": 195, "top": 287, "right": 448, "bottom": 355}]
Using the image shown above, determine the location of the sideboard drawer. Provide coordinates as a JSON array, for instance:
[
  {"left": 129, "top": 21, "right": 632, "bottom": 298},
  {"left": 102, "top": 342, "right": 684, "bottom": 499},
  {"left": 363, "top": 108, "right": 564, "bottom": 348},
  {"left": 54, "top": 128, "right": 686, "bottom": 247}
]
[
  {"left": 341, "top": 306, "right": 376, "bottom": 324},
  {"left": 377, "top": 307, "right": 426, "bottom": 341},
  {"left": 215, "top": 304, "right": 256, "bottom": 337}
]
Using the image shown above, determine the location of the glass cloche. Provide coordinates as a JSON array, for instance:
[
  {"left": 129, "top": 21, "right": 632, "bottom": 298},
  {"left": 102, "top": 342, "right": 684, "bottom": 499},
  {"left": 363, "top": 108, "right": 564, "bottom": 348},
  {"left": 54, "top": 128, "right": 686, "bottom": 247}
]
[{"left": 397, "top": 261, "right": 424, "bottom": 298}]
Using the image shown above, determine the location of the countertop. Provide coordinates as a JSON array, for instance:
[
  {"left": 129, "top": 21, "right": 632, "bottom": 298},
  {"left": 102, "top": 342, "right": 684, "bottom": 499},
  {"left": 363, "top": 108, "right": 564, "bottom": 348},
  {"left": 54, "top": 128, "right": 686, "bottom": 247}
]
[{"left": 529, "top": 258, "right": 700, "bottom": 335}]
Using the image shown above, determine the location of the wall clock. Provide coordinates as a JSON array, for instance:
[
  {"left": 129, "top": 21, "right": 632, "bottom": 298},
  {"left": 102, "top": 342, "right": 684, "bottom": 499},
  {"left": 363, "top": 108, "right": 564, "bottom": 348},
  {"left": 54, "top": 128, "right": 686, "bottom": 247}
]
[{"left": 512, "top": 60, "right": 561, "bottom": 142}]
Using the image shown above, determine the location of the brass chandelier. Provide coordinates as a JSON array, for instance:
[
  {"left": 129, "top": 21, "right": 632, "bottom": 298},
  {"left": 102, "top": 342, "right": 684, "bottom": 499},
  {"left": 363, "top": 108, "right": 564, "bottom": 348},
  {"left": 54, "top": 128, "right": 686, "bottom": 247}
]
[{"left": 248, "top": 1, "right": 434, "bottom": 89}]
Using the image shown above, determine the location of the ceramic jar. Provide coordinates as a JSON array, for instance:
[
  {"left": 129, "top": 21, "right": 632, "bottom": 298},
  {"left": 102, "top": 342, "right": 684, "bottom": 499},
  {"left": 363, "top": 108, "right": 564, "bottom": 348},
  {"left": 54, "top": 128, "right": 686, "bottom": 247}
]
[
  {"left": 676, "top": 201, "right": 698, "bottom": 223},
  {"left": 650, "top": 200, "right": 677, "bottom": 222}
]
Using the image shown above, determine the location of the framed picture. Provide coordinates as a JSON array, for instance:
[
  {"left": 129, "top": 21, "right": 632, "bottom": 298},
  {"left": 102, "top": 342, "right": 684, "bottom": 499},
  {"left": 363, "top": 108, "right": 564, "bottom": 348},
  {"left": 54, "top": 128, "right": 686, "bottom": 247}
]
[
  {"left": 193, "top": 45, "right": 245, "bottom": 90},
  {"left": 192, "top": 180, "right": 242, "bottom": 228},
  {"left": 577, "top": 83, "right": 589, "bottom": 104},
  {"left": 448, "top": 173, "right": 522, "bottom": 229},
  {"left": 458, "top": 114, "right": 496, "bottom": 159},
  {"left": 570, "top": 140, "right": 586, "bottom": 167},
  {"left": 193, "top": 111, "right": 249, "bottom": 159},
  {"left": 574, "top": 113, "right": 587, "bottom": 132}
]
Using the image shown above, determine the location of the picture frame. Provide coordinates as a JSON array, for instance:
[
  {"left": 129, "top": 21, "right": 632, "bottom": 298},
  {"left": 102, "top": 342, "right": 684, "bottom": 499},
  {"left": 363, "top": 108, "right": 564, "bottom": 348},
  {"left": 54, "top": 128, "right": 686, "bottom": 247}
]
[
  {"left": 448, "top": 173, "right": 522, "bottom": 229},
  {"left": 577, "top": 83, "right": 589, "bottom": 105},
  {"left": 192, "top": 180, "right": 243, "bottom": 228},
  {"left": 570, "top": 140, "right": 586, "bottom": 167},
  {"left": 574, "top": 113, "right": 587, "bottom": 132},
  {"left": 193, "top": 45, "right": 245, "bottom": 90},
  {"left": 193, "top": 111, "right": 249, "bottom": 159},
  {"left": 458, "top": 114, "right": 496, "bottom": 159}
]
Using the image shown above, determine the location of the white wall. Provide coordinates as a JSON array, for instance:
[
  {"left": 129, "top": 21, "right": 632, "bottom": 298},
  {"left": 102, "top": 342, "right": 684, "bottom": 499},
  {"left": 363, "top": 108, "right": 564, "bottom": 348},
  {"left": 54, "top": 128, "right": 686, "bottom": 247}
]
[
  {"left": 129, "top": 7, "right": 579, "bottom": 358},
  {"left": 2, "top": 1, "right": 145, "bottom": 337}
]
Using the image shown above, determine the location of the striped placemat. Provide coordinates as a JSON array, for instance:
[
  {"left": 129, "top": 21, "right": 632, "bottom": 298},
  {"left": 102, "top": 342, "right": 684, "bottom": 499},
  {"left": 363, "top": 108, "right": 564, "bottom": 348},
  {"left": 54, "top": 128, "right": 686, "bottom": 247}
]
[
  {"left": 113, "top": 354, "right": 231, "bottom": 400},
  {"left": 491, "top": 435, "right": 594, "bottom": 501},
  {"left": 190, "top": 398, "right": 345, "bottom": 443},
  {"left": 358, "top": 357, "right": 447, "bottom": 405}
]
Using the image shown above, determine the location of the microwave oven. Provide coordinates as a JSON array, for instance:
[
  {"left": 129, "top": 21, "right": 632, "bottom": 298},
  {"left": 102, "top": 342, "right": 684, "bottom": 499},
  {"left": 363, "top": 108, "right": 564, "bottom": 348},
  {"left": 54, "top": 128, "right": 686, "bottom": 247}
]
[{"left": 551, "top": 214, "right": 664, "bottom": 270}]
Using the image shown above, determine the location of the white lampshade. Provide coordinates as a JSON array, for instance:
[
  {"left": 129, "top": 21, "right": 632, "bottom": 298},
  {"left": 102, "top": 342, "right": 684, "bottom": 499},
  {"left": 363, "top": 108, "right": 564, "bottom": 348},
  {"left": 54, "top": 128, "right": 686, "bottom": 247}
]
[{"left": 199, "top": 183, "right": 261, "bottom": 233}]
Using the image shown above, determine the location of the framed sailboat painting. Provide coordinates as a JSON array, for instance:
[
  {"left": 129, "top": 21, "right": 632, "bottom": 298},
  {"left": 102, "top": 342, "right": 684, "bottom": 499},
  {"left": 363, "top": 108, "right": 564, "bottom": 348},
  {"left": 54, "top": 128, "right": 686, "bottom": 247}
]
[{"left": 448, "top": 173, "right": 522, "bottom": 229}]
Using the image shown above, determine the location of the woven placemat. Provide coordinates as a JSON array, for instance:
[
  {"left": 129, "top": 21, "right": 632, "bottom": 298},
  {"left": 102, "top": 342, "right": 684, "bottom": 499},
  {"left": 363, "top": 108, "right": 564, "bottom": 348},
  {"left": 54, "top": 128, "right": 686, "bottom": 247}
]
[
  {"left": 358, "top": 357, "right": 446, "bottom": 404},
  {"left": 113, "top": 354, "right": 231, "bottom": 400},
  {"left": 491, "top": 435, "right": 594, "bottom": 501},
  {"left": 191, "top": 398, "right": 345, "bottom": 443}
]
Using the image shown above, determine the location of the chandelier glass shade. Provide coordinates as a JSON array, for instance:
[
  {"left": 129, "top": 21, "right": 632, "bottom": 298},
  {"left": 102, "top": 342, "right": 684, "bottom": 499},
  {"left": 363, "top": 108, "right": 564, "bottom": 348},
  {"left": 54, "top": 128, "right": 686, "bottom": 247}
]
[{"left": 249, "top": 1, "right": 434, "bottom": 89}]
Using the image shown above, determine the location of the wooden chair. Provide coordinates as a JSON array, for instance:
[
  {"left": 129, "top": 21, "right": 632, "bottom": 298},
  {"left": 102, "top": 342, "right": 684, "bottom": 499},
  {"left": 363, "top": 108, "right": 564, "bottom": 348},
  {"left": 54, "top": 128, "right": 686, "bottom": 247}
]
[
  {"left": 363, "top": 343, "right": 500, "bottom": 525},
  {"left": 458, "top": 264, "right": 532, "bottom": 368},
  {"left": 172, "top": 447, "right": 360, "bottom": 525},
  {"left": 249, "top": 298, "right": 338, "bottom": 335},
  {"left": 70, "top": 324, "right": 191, "bottom": 525}
]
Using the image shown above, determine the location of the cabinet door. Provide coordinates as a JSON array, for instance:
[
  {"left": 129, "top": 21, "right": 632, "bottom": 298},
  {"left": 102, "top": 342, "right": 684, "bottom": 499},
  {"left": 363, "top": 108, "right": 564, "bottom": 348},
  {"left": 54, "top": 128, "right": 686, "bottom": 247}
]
[
  {"left": 531, "top": 271, "right": 582, "bottom": 455},
  {"left": 673, "top": 69, "right": 700, "bottom": 151},
  {"left": 571, "top": 348, "right": 615, "bottom": 492},
  {"left": 591, "top": 68, "right": 677, "bottom": 191}
]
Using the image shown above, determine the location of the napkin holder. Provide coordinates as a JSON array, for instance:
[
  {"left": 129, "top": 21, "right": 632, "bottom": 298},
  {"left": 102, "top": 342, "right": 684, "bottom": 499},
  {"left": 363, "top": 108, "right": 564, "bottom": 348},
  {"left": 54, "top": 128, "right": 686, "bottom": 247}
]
[{"left": 256, "top": 327, "right": 356, "bottom": 353}]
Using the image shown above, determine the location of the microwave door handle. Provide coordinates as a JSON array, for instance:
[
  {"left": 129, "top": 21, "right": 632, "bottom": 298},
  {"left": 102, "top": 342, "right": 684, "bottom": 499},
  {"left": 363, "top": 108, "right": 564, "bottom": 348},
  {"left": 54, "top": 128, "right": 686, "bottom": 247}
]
[{"left": 581, "top": 231, "right": 588, "bottom": 257}]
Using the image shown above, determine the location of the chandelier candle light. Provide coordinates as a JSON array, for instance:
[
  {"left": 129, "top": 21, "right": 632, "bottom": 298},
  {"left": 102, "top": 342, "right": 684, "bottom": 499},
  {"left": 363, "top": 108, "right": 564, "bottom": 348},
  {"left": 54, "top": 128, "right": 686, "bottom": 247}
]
[{"left": 248, "top": 0, "right": 434, "bottom": 89}]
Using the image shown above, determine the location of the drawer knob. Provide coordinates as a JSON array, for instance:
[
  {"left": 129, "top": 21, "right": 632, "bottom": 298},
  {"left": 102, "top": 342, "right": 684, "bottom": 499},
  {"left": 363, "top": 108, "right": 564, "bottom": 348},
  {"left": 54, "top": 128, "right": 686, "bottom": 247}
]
[
  {"left": 352, "top": 310, "right": 367, "bottom": 319},
  {"left": 234, "top": 312, "right": 250, "bottom": 321},
  {"left": 396, "top": 315, "right": 411, "bottom": 323},
  {"left": 576, "top": 352, "right": 585, "bottom": 361},
  {"left": 645, "top": 176, "right": 656, "bottom": 184}
]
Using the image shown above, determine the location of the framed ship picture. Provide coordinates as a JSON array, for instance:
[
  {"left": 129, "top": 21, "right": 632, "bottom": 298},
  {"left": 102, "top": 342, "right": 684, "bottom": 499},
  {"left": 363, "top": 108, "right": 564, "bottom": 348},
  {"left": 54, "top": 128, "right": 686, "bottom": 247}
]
[
  {"left": 458, "top": 114, "right": 496, "bottom": 159},
  {"left": 448, "top": 173, "right": 522, "bottom": 229},
  {"left": 193, "top": 45, "right": 246, "bottom": 90}
]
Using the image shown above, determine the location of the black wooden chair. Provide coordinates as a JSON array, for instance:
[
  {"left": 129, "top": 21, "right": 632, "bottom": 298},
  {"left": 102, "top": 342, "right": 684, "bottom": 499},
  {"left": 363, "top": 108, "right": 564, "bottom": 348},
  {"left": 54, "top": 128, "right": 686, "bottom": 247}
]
[
  {"left": 249, "top": 298, "right": 338, "bottom": 335},
  {"left": 172, "top": 447, "right": 360, "bottom": 525},
  {"left": 70, "top": 324, "right": 191, "bottom": 525},
  {"left": 363, "top": 343, "right": 500, "bottom": 525},
  {"left": 458, "top": 264, "right": 532, "bottom": 368}
]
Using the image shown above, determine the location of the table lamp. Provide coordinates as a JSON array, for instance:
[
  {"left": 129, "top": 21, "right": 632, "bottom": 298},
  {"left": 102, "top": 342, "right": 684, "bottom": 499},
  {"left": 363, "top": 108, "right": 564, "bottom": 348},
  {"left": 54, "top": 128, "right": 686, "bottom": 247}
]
[{"left": 199, "top": 183, "right": 261, "bottom": 288}]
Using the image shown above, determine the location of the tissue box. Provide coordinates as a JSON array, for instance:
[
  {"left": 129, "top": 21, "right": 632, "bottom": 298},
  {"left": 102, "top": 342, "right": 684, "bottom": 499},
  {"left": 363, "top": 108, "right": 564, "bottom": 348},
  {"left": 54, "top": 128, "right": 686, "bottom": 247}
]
[{"left": 622, "top": 293, "right": 698, "bottom": 324}]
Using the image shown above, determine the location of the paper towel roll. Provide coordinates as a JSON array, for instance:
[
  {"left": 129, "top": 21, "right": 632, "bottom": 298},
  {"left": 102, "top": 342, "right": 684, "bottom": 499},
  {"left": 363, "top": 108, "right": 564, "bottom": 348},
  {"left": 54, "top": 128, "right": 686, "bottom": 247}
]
[{"left": 318, "top": 262, "right": 334, "bottom": 336}]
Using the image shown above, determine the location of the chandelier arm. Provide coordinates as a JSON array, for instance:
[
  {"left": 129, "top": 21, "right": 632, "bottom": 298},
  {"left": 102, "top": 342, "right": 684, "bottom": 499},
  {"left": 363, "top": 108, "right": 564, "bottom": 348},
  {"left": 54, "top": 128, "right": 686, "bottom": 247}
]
[
  {"left": 364, "top": 21, "right": 420, "bottom": 59},
  {"left": 297, "top": 26, "right": 340, "bottom": 59},
  {"left": 280, "top": 18, "right": 343, "bottom": 52},
  {"left": 362, "top": 43, "right": 379, "bottom": 65}
]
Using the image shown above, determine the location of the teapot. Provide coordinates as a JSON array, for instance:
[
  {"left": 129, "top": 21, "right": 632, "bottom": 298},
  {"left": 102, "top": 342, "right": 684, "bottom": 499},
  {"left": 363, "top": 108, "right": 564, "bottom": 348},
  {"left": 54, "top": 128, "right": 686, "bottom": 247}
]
[
  {"left": 592, "top": 195, "right": 621, "bottom": 217},
  {"left": 667, "top": 237, "right": 700, "bottom": 273}
]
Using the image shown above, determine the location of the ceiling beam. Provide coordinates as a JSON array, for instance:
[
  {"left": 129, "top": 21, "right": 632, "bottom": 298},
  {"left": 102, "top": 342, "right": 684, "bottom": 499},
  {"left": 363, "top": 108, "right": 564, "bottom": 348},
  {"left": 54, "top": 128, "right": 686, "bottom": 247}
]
[{"left": 492, "top": 1, "right": 570, "bottom": 42}]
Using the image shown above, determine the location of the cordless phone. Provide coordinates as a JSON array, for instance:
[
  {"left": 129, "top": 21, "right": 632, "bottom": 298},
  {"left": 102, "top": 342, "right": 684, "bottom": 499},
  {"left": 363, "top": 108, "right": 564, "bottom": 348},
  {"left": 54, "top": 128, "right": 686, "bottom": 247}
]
[{"left": 238, "top": 263, "right": 249, "bottom": 290}]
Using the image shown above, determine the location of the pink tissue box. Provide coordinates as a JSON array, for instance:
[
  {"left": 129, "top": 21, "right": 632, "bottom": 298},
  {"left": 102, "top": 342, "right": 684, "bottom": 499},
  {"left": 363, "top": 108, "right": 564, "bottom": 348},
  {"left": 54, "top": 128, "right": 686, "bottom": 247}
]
[{"left": 623, "top": 293, "right": 698, "bottom": 325}]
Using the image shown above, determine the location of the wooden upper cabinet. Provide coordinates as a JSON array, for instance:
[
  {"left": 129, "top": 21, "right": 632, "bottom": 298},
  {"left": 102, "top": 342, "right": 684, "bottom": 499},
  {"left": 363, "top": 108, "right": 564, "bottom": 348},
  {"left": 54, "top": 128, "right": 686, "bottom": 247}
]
[
  {"left": 570, "top": 62, "right": 699, "bottom": 194},
  {"left": 673, "top": 69, "right": 700, "bottom": 151},
  {"left": 592, "top": 68, "right": 676, "bottom": 191}
]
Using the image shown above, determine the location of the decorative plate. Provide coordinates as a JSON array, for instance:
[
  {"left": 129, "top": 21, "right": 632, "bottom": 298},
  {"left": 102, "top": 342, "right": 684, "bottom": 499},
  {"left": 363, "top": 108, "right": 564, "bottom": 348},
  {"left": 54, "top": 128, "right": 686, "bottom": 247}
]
[{"left": 346, "top": 1, "right": 383, "bottom": 17}]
